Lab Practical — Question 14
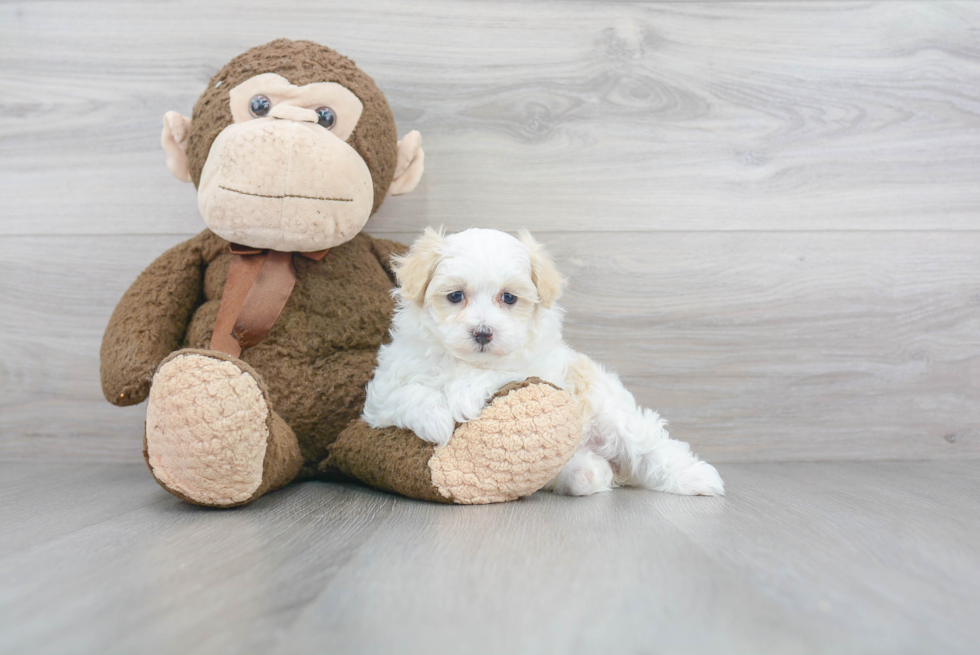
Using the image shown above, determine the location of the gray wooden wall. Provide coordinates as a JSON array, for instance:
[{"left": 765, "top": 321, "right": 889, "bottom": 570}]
[{"left": 2, "top": 1, "right": 978, "bottom": 463}]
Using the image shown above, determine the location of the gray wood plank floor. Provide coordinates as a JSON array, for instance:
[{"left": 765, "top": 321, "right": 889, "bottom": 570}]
[{"left": 1, "top": 461, "right": 977, "bottom": 655}]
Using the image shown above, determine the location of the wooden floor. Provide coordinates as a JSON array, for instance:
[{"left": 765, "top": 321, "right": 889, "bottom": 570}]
[{"left": 1, "top": 461, "right": 977, "bottom": 655}]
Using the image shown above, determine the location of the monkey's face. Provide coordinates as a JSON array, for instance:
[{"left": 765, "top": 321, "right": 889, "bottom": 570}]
[
  {"left": 160, "top": 41, "right": 424, "bottom": 253},
  {"left": 197, "top": 73, "right": 374, "bottom": 252}
]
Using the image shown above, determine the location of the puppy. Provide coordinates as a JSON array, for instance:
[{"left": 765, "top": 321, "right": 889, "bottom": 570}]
[{"left": 363, "top": 228, "right": 724, "bottom": 497}]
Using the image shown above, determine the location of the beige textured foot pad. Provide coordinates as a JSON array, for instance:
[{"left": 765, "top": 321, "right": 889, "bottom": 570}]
[
  {"left": 145, "top": 349, "right": 301, "bottom": 507},
  {"left": 325, "top": 378, "right": 582, "bottom": 504}
]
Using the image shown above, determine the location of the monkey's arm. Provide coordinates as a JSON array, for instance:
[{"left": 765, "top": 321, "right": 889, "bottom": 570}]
[{"left": 101, "top": 230, "right": 224, "bottom": 406}]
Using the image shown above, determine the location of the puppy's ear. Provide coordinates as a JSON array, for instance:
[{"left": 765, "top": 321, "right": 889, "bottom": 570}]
[
  {"left": 392, "top": 226, "right": 446, "bottom": 305},
  {"left": 518, "top": 229, "right": 565, "bottom": 308}
]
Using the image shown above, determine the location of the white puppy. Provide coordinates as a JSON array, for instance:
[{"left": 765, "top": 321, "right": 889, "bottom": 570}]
[{"left": 363, "top": 227, "right": 724, "bottom": 497}]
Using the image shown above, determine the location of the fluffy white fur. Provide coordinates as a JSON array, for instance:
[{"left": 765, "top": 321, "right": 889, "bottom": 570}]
[{"left": 363, "top": 227, "right": 725, "bottom": 497}]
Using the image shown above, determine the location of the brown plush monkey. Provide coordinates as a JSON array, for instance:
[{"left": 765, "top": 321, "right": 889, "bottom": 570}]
[{"left": 101, "top": 40, "right": 580, "bottom": 507}]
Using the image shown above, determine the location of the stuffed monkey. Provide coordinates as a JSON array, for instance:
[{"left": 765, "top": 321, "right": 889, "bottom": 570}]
[{"left": 100, "top": 40, "right": 580, "bottom": 507}]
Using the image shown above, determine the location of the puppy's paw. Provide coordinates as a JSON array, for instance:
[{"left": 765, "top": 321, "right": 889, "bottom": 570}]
[
  {"left": 549, "top": 451, "right": 615, "bottom": 497},
  {"left": 446, "top": 391, "right": 489, "bottom": 424},
  {"left": 411, "top": 400, "right": 456, "bottom": 447},
  {"left": 670, "top": 461, "right": 725, "bottom": 496},
  {"left": 444, "top": 380, "right": 495, "bottom": 423}
]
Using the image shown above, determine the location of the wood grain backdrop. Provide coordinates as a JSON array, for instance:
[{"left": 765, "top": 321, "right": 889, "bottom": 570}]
[{"left": 1, "top": 0, "right": 978, "bottom": 462}]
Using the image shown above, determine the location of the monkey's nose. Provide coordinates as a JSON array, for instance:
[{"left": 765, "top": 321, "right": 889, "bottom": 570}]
[
  {"left": 473, "top": 326, "right": 493, "bottom": 345},
  {"left": 268, "top": 104, "right": 319, "bottom": 123}
]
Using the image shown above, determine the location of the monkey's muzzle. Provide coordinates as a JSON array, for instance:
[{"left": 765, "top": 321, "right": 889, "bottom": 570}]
[{"left": 197, "top": 118, "right": 374, "bottom": 252}]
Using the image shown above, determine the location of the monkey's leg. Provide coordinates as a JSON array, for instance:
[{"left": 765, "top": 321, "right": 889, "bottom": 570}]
[
  {"left": 322, "top": 378, "right": 582, "bottom": 504},
  {"left": 144, "top": 349, "right": 302, "bottom": 507}
]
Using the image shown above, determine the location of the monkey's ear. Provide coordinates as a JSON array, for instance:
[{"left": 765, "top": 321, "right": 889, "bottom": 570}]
[
  {"left": 391, "top": 226, "right": 445, "bottom": 304},
  {"left": 518, "top": 229, "right": 566, "bottom": 309},
  {"left": 161, "top": 111, "right": 192, "bottom": 183},
  {"left": 389, "top": 130, "right": 424, "bottom": 196}
]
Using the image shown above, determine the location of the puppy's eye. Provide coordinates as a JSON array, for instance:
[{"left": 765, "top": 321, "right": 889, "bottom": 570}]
[
  {"left": 502, "top": 293, "right": 518, "bottom": 305},
  {"left": 447, "top": 291, "right": 464, "bottom": 304}
]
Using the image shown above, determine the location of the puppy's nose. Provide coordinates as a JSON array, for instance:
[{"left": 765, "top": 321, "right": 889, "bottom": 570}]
[{"left": 473, "top": 326, "right": 493, "bottom": 345}]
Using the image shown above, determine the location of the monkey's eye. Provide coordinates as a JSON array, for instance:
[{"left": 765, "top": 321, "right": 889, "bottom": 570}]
[
  {"left": 447, "top": 291, "right": 464, "bottom": 304},
  {"left": 315, "top": 106, "right": 337, "bottom": 129},
  {"left": 249, "top": 95, "right": 272, "bottom": 118},
  {"left": 502, "top": 293, "right": 518, "bottom": 305}
]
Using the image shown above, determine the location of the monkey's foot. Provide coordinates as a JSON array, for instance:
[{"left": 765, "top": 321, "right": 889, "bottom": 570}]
[
  {"left": 144, "top": 349, "right": 302, "bottom": 507},
  {"left": 325, "top": 378, "right": 582, "bottom": 504}
]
